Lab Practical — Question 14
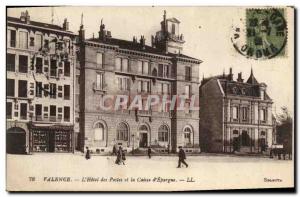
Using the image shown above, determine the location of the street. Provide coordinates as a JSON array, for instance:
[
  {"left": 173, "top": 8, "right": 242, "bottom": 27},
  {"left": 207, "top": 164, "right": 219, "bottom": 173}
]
[{"left": 6, "top": 153, "right": 293, "bottom": 191}]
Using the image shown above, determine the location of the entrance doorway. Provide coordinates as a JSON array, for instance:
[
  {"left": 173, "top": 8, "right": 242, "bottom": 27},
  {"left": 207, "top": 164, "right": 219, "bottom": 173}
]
[
  {"left": 139, "top": 125, "right": 149, "bottom": 148},
  {"left": 139, "top": 133, "right": 148, "bottom": 148},
  {"left": 7, "top": 127, "right": 26, "bottom": 154}
]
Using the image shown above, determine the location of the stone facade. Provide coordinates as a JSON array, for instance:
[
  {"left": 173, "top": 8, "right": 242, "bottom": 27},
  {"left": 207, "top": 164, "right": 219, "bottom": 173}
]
[
  {"left": 76, "top": 12, "right": 202, "bottom": 153},
  {"left": 199, "top": 68, "right": 274, "bottom": 153},
  {"left": 6, "top": 11, "right": 76, "bottom": 153}
]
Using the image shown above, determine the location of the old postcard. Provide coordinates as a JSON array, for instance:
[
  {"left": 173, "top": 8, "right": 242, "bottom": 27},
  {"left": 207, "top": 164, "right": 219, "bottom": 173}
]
[{"left": 6, "top": 6, "right": 294, "bottom": 191}]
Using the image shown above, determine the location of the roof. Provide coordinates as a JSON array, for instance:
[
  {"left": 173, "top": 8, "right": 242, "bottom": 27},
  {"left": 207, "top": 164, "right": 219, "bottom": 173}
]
[
  {"left": 87, "top": 37, "right": 201, "bottom": 62},
  {"left": 201, "top": 71, "right": 271, "bottom": 100},
  {"left": 7, "top": 16, "right": 74, "bottom": 35},
  {"left": 246, "top": 69, "right": 259, "bottom": 84},
  {"left": 166, "top": 17, "right": 180, "bottom": 23}
]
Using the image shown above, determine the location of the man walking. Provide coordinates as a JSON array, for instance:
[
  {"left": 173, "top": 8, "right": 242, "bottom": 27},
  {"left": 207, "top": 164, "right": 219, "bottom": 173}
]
[
  {"left": 147, "top": 147, "right": 152, "bottom": 159},
  {"left": 177, "top": 146, "right": 188, "bottom": 168}
]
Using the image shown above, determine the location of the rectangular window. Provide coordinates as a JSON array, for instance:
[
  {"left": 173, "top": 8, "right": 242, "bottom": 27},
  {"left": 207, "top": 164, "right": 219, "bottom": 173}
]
[
  {"left": 64, "top": 61, "right": 70, "bottom": 76},
  {"left": 35, "top": 104, "right": 42, "bottom": 121},
  {"left": 8, "top": 30, "right": 16, "bottom": 47},
  {"left": 232, "top": 106, "right": 238, "bottom": 120},
  {"left": 7, "top": 53, "right": 15, "bottom": 72},
  {"left": 50, "top": 59, "right": 57, "bottom": 77},
  {"left": 138, "top": 81, "right": 142, "bottom": 92},
  {"left": 122, "top": 58, "right": 128, "bottom": 72},
  {"left": 117, "top": 77, "right": 130, "bottom": 91},
  {"left": 164, "top": 65, "right": 169, "bottom": 78},
  {"left": 49, "top": 83, "right": 56, "bottom": 99},
  {"left": 19, "top": 31, "right": 28, "bottom": 49},
  {"left": 96, "top": 53, "right": 103, "bottom": 67},
  {"left": 64, "top": 106, "right": 70, "bottom": 122},
  {"left": 115, "top": 58, "right": 121, "bottom": 71},
  {"left": 7, "top": 79, "right": 15, "bottom": 97},
  {"left": 6, "top": 102, "right": 12, "bottom": 119},
  {"left": 35, "top": 34, "right": 42, "bottom": 50},
  {"left": 185, "top": 66, "right": 191, "bottom": 81},
  {"left": 36, "top": 82, "right": 43, "bottom": 98},
  {"left": 20, "top": 103, "right": 27, "bottom": 120},
  {"left": 50, "top": 105, "right": 56, "bottom": 122},
  {"left": 43, "top": 84, "right": 49, "bottom": 97},
  {"left": 18, "top": 80, "right": 27, "bottom": 97},
  {"left": 158, "top": 64, "right": 163, "bottom": 77},
  {"left": 138, "top": 61, "right": 143, "bottom": 74},
  {"left": 260, "top": 109, "right": 267, "bottom": 121},
  {"left": 49, "top": 36, "right": 56, "bottom": 53},
  {"left": 96, "top": 73, "right": 103, "bottom": 90},
  {"left": 64, "top": 85, "right": 70, "bottom": 100},
  {"left": 242, "top": 107, "right": 249, "bottom": 120},
  {"left": 36, "top": 57, "right": 43, "bottom": 73},
  {"left": 19, "top": 55, "right": 28, "bottom": 73}
]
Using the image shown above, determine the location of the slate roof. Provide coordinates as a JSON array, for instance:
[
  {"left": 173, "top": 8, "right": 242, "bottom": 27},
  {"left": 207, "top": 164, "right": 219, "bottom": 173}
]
[
  {"left": 201, "top": 71, "right": 271, "bottom": 100},
  {"left": 86, "top": 37, "right": 201, "bottom": 62},
  {"left": 7, "top": 16, "right": 74, "bottom": 34}
]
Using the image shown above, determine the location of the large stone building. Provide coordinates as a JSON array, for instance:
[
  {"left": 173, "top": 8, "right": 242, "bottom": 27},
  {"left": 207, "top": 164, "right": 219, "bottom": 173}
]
[
  {"left": 199, "top": 68, "right": 275, "bottom": 153},
  {"left": 76, "top": 11, "right": 202, "bottom": 153},
  {"left": 6, "top": 11, "right": 76, "bottom": 153}
]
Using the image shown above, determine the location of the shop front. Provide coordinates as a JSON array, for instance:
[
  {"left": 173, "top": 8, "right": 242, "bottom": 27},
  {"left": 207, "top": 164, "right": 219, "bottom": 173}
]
[{"left": 29, "top": 123, "right": 74, "bottom": 153}]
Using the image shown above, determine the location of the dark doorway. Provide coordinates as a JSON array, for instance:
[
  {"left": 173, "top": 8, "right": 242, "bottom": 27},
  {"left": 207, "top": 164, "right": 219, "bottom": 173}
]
[
  {"left": 7, "top": 127, "right": 26, "bottom": 154},
  {"left": 48, "top": 131, "right": 55, "bottom": 152},
  {"left": 241, "top": 131, "right": 250, "bottom": 146},
  {"left": 139, "top": 133, "right": 148, "bottom": 148}
]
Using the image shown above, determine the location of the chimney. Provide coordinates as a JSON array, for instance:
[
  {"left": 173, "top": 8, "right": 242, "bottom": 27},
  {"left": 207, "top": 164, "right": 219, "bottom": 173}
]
[
  {"left": 20, "top": 10, "right": 30, "bottom": 24},
  {"left": 237, "top": 72, "right": 244, "bottom": 82},
  {"left": 140, "top": 35, "right": 145, "bottom": 49},
  {"left": 151, "top": 35, "right": 155, "bottom": 47},
  {"left": 106, "top": 31, "right": 112, "bottom": 38},
  {"left": 228, "top": 67, "right": 233, "bottom": 81},
  {"left": 78, "top": 13, "right": 85, "bottom": 42},
  {"left": 63, "top": 18, "right": 69, "bottom": 31},
  {"left": 133, "top": 36, "right": 137, "bottom": 44}
]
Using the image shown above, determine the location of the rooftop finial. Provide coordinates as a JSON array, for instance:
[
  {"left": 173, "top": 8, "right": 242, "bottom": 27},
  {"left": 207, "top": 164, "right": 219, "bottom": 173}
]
[{"left": 81, "top": 13, "right": 83, "bottom": 26}]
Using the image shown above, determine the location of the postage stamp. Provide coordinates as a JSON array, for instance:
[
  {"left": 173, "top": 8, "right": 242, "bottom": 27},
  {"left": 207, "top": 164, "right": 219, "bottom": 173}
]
[{"left": 232, "top": 8, "right": 287, "bottom": 60}]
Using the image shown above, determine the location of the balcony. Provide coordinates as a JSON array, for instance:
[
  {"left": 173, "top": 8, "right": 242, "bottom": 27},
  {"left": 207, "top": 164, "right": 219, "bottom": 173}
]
[
  {"left": 49, "top": 116, "right": 56, "bottom": 122},
  {"left": 137, "top": 110, "right": 152, "bottom": 117}
]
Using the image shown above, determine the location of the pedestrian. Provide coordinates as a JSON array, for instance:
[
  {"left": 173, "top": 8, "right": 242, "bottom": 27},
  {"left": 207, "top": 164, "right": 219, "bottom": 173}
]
[
  {"left": 147, "top": 147, "right": 152, "bottom": 159},
  {"left": 85, "top": 147, "right": 91, "bottom": 160},
  {"left": 112, "top": 144, "right": 117, "bottom": 156},
  {"left": 167, "top": 144, "right": 170, "bottom": 154},
  {"left": 115, "top": 146, "right": 125, "bottom": 165},
  {"left": 122, "top": 148, "right": 126, "bottom": 165},
  {"left": 177, "top": 146, "right": 188, "bottom": 168}
]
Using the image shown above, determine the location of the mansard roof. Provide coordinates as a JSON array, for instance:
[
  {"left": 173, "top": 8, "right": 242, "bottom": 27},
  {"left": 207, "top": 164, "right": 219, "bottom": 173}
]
[{"left": 86, "top": 37, "right": 201, "bottom": 62}]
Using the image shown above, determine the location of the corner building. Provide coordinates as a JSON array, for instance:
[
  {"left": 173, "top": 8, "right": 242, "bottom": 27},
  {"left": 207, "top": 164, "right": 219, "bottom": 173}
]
[
  {"left": 6, "top": 11, "right": 76, "bottom": 153},
  {"left": 76, "top": 11, "right": 202, "bottom": 153}
]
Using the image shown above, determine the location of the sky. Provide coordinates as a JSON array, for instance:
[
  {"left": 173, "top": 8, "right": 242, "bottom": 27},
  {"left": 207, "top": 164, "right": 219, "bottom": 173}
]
[{"left": 7, "top": 6, "right": 294, "bottom": 115}]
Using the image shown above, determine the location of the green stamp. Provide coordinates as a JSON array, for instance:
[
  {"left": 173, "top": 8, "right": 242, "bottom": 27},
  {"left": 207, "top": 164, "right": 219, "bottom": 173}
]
[{"left": 232, "top": 8, "right": 287, "bottom": 59}]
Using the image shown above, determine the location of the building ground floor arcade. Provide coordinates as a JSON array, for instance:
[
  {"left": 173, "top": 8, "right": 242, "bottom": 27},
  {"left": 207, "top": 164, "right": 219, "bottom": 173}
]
[{"left": 76, "top": 111, "right": 200, "bottom": 154}]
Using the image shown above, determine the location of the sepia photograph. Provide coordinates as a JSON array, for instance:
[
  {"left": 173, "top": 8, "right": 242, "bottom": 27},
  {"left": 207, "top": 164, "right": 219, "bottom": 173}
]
[{"left": 5, "top": 6, "right": 294, "bottom": 192}]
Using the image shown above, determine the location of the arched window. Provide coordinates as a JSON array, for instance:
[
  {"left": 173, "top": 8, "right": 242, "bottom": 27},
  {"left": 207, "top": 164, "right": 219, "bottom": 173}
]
[
  {"left": 117, "top": 122, "right": 128, "bottom": 141},
  {"left": 158, "top": 125, "right": 169, "bottom": 142},
  {"left": 94, "top": 123, "right": 104, "bottom": 141},
  {"left": 184, "top": 126, "right": 193, "bottom": 146},
  {"left": 171, "top": 24, "right": 176, "bottom": 34}
]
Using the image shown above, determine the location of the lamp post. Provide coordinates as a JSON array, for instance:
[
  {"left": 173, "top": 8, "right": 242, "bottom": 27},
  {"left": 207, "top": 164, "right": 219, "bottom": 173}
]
[{"left": 131, "top": 134, "right": 135, "bottom": 155}]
